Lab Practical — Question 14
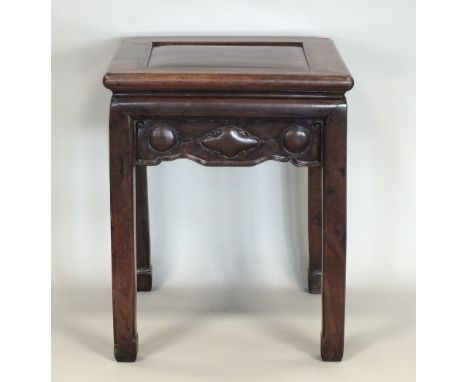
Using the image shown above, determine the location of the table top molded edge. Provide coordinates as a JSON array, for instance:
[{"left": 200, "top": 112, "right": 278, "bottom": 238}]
[{"left": 103, "top": 37, "right": 354, "bottom": 94}]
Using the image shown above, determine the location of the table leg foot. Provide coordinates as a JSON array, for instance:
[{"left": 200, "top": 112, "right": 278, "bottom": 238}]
[
  {"left": 114, "top": 334, "right": 138, "bottom": 362},
  {"left": 137, "top": 267, "right": 153, "bottom": 291},
  {"left": 308, "top": 269, "right": 322, "bottom": 294},
  {"left": 321, "top": 332, "right": 344, "bottom": 361}
]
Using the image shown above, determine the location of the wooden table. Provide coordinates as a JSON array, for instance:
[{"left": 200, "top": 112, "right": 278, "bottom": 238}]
[{"left": 103, "top": 36, "right": 353, "bottom": 362}]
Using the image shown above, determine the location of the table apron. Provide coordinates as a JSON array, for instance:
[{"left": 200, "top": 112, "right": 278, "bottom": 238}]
[{"left": 110, "top": 96, "right": 344, "bottom": 167}]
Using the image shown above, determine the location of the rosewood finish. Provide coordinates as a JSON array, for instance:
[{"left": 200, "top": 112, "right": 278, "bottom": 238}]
[
  {"left": 103, "top": 36, "right": 353, "bottom": 363},
  {"left": 135, "top": 118, "right": 322, "bottom": 166}
]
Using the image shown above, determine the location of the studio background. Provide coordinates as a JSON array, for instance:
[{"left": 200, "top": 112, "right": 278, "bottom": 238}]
[
  {"left": 52, "top": 1, "right": 415, "bottom": 381},
  {"left": 52, "top": 0, "right": 414, "bottom": 291}
]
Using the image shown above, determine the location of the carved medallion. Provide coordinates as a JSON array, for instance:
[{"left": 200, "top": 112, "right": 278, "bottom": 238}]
[
  {"left": 282, "top": 126, "right": 311, "bottom": 154},
  {"left": 198, "top": 126, "right": 261, "bottom": 158},
  {"left": 149, "top": 124, "right": 177, "bottom": 152}
]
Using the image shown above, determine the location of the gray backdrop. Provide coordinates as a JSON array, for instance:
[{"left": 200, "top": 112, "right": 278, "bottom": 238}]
[{"left": 52, "top": 0, "right": 415, "bottom": 291}]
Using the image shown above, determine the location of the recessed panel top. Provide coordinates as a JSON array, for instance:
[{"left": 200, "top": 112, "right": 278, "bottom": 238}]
[
  {"left": 148, "top": 44, "right": 309, "bottom": 70},
  {"left": 103, "top": 37, "right": 354, "bottom": 93}
]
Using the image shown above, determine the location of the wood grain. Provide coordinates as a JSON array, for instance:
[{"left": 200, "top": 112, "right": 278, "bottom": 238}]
[
  {"left": 321, "top": 103, "right": 347, "bottom": 361},
  {"left": 135, "top": 118, "right": 322, "bottom": 167},
  {"left": 308, "top": 165, "right": 323, "bottom": 294},
  {"left": 148, "top": 43, "right": 309, "bottom": 70},
  {"left": 109, "top": 99, "right": 138, "bottom": 362},
  {"left": 104, "top": 37, "right": 352, "bottom": 363},
  {"left": 103, "top": 37, "right": 353, "bottom": 93},
  {"left": 135, "top": 166, "right": 152, "bottom": 292}
]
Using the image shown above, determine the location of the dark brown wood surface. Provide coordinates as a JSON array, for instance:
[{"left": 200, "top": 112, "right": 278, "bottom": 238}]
[
  {"left": 106, "top": 36, "right": 352, "bottom": 363},
  {"left": 148, "top": 43, "right": 309, "bottom": 70},
  {"left": 321, "top": 103, "right": 347, "bottom": 361},
  {"left": 136, "top": 118, "right": 322, "bottom": 167},
  {"left": 308, "top": 166, "right": 323, "bottom": 294},
  {"left": 109, "top": 99, "right": 138, "bottom": 362},
  {"left": 103, "top": 37, "right": 353, "bottom": 93},
  {"left": 135, "top": 166, "right": 152, "bottom": 292}
]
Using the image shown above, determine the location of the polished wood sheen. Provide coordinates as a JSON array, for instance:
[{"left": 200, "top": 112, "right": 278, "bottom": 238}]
[
  {"left": 135, "top": 166, "right": 152, "bottom": 292},
  {"left": 135, "top": 117, "right": 321, "bottom": 166},
  {"left": 104, "top": 36, "right": 353, "bottom": 363},
  {"left": 109, "top": 102, "right": 138, "bottom": 361},
  {"left": 148, "top": 43, "right": 309, "bottom": 70},
  {"left": 103, "top": 37, "right": 353, "bottom": 93},
  {"left": 308, "top": 165, "right": 323, "bottom": 294}
]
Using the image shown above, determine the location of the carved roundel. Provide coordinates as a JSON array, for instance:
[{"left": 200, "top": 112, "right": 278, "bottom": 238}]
[
  {"left": 149, "top": 124, "right": 177, "bottom": 152},
  {"left": 282, "top": 126, "right": 311, "bottom": 154}
]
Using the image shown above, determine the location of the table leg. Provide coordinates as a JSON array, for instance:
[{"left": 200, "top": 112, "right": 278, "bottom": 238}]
[
  {"left": 321, "top": 103, "right": 347, "bottom": 361},
  {"left": 109, "top": 104, "right": 138, "bottom": 362},
  {"left": 136, "top": 166, "right": 152, "bottom": 291},
  {"left": 308, "top": 166, "right": 322, "bottom": 294}
]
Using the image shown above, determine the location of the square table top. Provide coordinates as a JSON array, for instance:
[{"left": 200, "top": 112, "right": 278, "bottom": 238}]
[{"left": 103, "top": 36, "right": 353, "bottom": 94}]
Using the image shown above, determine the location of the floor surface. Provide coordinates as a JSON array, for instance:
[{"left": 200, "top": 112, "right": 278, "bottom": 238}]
[{"left": 52, "top": 285, "right": 415, "bottom": 382}]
